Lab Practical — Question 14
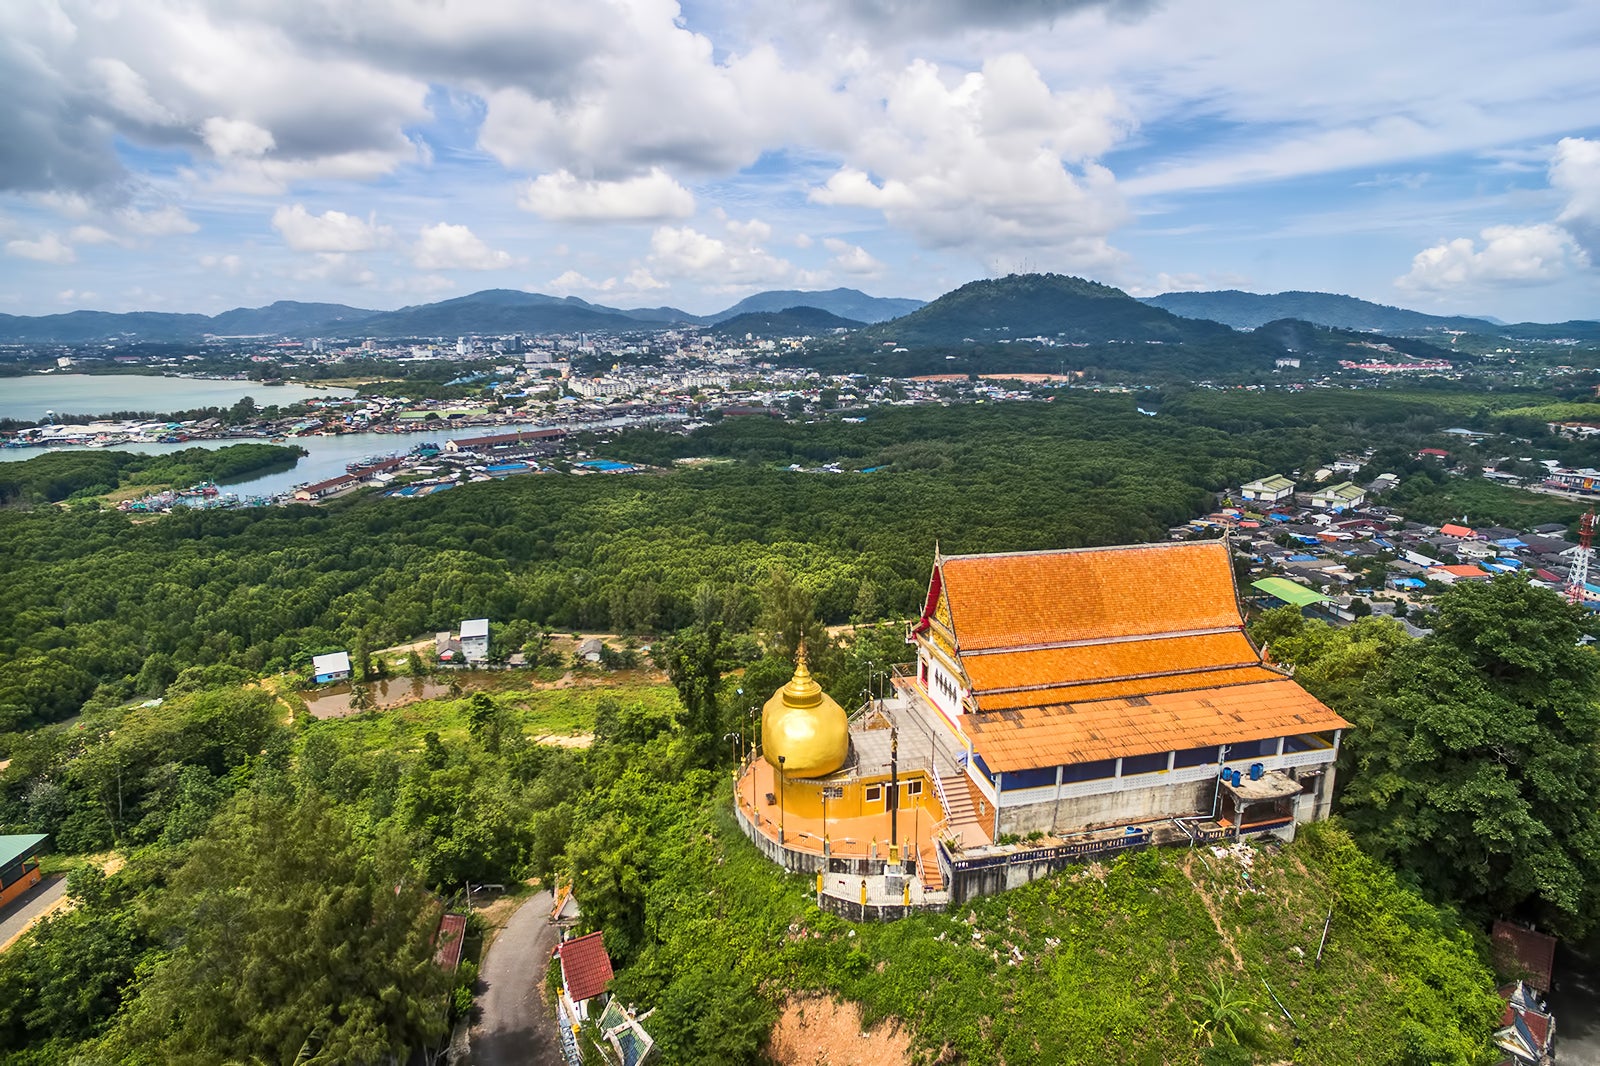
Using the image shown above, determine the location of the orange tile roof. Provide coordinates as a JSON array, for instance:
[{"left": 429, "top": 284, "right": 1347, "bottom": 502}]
[
  {"left": 963, "top": 678, "right": 1349, "bottom": 772},
  {"left": 974, "top": 666, "right": 1284, "bottom": 711},
  {"left": 961, "top": 631, "right": 1265, "bottom": 698},
  {"left": 938, "top": 541, "right": 1243, "bottom": 652}
]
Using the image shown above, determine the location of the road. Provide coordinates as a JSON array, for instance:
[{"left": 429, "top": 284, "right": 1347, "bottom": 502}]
[
  {"left": 0, "top": 875, "right": 67, "bottom": 951},
  {"left": 1551, "top": 939, "right": 1600, "bottom": 1065},
  {"left": 469, "top": 889, "right": 565, "bottom": 1066}
]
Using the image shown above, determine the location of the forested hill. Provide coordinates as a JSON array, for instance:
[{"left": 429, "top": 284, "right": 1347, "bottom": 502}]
[
  {"left": 863, "top": 273, "right": 1237, "bottom": 346},
  {"left": 708, "top": 287, "right": 923, "bottom": 324},
  {"left": 1143, "top": 289, "right": 1498, "bottom": 334},
  {"left": 711, "top": 307, "right": 866, "bottom": 337}
]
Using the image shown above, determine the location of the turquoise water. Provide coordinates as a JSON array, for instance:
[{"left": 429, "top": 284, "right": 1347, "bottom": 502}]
[{"left": 0, "top": 374, "right": 354, "bottom": 422}]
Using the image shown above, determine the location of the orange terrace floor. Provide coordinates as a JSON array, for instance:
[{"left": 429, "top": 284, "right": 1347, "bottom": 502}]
[{"left": 734, "top": 757, "right": 945, "bottom": 862}]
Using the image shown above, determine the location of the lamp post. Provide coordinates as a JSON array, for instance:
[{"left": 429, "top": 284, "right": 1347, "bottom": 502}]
[{"left": 778, "top": 755, "right": 787, "bottom": 845}]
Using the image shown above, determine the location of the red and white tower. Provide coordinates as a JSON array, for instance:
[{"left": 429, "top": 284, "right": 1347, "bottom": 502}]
[{"left": 1568, "top": 511, "right": 1596, "bottom": 605}]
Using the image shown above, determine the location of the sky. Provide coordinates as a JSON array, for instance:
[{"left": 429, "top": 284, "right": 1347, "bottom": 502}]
[{"left": 1, "top": 0, "right": 1598, "bottom": 322}]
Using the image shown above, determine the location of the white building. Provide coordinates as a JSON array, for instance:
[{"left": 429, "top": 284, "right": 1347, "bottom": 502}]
[{"left": 460, "top": 618, "right": 490, "bottom": 663}]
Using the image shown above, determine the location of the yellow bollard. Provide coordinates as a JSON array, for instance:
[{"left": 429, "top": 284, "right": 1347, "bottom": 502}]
[
  {"left": 904, "top": 881, "right": 911, "bottom": 907},
  {"left": 816, "top": 871, "right": 823, "bottom": 902},
  {"left": 860, "top": 878, "right": 868, "bottom": 906}
]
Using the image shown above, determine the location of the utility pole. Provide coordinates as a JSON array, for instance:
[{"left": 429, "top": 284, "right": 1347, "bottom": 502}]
[
  {"left": 889, "top": 727, "right": 899, "bottom": 860},
  {"left": 778, "top": 755, "right": 787, "bottom": 845}
]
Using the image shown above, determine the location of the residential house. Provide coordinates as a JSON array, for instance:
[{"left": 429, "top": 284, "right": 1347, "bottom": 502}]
[
  {"left": 557, "top": 930, "right": 614, "bottom": 1021},
  {"left": 460, "top": 618, "right": 490, "bottom": 663},
  {"left": 1434, "top": 564, "right": 1493, "bottom": 585},
  {"left": 311, "top": 651, "right": 352, "bottom": 684}
]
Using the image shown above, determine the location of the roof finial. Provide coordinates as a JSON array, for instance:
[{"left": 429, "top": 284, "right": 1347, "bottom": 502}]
[
  {"left": 934, "top": 538, "right": 942, "bottom": 563},
  {"left": 783, "top": 639, "right": 822, "bottom": 706}
]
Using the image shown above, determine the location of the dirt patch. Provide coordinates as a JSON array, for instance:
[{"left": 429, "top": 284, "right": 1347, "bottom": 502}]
[
  {"left": 767, "top": 994, "right": 913, "bottom": 1066},
  {"left": 534, "top": 732, "right": 594, "bottom": 749},
  {"left": 1184, "top": 853, "right": 1244, "bottom": 971}
]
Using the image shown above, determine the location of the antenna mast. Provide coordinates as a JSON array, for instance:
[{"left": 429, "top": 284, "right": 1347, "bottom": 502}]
[{"left": 1568, "top": 510, "right": 1595, "bottom": 605}]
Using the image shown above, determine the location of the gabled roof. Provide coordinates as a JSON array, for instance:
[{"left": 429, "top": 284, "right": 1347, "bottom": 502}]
[
  {"left": 935, "top": 541, "right": 1243, "bottom": 652},
  {"left": 1242, "top": 474, "right": 1295, "bottom": 492},
  {"left": 559, "top": 931, "right": 614, "bottom": 1002}
]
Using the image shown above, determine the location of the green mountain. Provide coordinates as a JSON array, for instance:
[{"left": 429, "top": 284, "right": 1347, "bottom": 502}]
[
  {"left": 1253, "top": 318, "right": 1464, "bottom": 363},
  {"left": 708, "top": 287, "right": 922, "bottom": 324},
  {"left": 711, "top": 307, "right": 866, "bottom": 338},
  {"left": 862, "top": 273, "right": 1236, "bottom": 345},
  {"left": 207, "top": 301, "right": 379, "bottom": 336},
  {"left": 1142, "top": 289, "right": 1499, "bottom": 334},
  {"left": 0, "top": 310, "right": 216, "bottom": 344}
]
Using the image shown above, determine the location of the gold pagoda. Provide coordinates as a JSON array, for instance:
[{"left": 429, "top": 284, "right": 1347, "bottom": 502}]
[{"left": 761, "top": 644, "right": 849, "bottom": 778}]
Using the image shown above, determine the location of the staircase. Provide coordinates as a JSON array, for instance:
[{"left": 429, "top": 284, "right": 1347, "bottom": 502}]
[
  {"left": 938, "top": 773, "right": 992, "bottom": 847},
  {"left": 919, "top": 842, "right": 944, "bottom": 892}
]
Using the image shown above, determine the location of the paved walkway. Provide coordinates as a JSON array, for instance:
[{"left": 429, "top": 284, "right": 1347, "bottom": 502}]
[
  {"left": 0, "top": 875, "right": 67, "bottom": 951},
  {"left": 469, "top": 890, "right": 564, "bottom": 1066},
  {"left": 1551, "top": 939, "right": 1600, "bottom": 1065}
]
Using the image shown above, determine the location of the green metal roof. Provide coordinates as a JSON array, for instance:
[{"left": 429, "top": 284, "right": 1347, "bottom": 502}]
[
  {"left": 0, "top": 834, "right": 48, "bottom": 870},
  {"left": 1243, "top": 474, "right": 1295, "bottom": 491},
  {"left": 1251, "top": 577, "right": 1332, "bottom": 607}
]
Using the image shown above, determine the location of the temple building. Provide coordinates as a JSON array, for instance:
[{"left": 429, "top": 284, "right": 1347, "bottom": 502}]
[{"left": 735, "top": 540, "right": 1350, "bottom": 914}]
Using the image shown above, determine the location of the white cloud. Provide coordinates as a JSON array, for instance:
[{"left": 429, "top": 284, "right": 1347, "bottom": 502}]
[
  {"left": 272, "top": 204, "right": 391, "bottom": 253},
  {"left": 201, "top": 116, "right": 276, "bottom": 160},
  {"left": 290, "top": 252, "right": 377, "bottom": 287},
  {"left": 69, "top": 225, "right": 115, "bottom": 245},
  {"left": 1552, "top": 136, "right": 1600, "bottom": 255},
  {"left": 518, "top": 168, "right": 694, "bottom": 222},
  {"left": 812, "top": 54, "right": 1132, "bottom": 267},
  {"left": 1396, "top": 224, "right": 1585, "bottom": 292},
  {"left": 411, "top": 223, "right": 515, "bottom": 270},
  {"left": 116, "top": 204, "right": 198, "bottom": 237},
  {"left": 6, "top": 232, "right": 75, "bottom": 264},
  {"left": 547, "top": 268, "right": 667, "bottom": 297},
  {"left": 823, "top": 237, "right": 883, "bottom": 274},
  {"left": 648, "top": 223, "right": 822, "bottom": 289},
  {"left": 200, "top": 253, "right": 242, "bottom": 276}
]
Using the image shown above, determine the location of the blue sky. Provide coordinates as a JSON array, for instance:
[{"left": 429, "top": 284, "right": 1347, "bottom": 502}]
[{"left": 1, "top": 0, "right": 1598, "bottom": 322}]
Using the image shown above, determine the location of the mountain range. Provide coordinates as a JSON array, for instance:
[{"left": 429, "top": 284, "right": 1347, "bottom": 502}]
[
  {"left": 1142, "top": 289, "right": 1600, "bottom": 340},
  {"left": 0, "top": 288, "right": 923, "bottom": 344},
  {"left": 3, "top": 277, "right": 1595, "bottom": 347}
]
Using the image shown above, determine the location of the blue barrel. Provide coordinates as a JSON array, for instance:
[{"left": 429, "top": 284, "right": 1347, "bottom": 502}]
[
  {"left": 1231, "top": 770, "right": 1242, "bottom": 787},
  {"left": 1250, "top": 763, "right": 1264, "bottom": 781}
]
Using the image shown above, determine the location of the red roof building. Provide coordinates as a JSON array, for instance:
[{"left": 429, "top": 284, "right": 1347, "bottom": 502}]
[
  {"left": 1492, "top": 920, "right": 1557, "bottom": 993},
  {"left": 433, "top": 913, "right": 468, "bottom": 972},
  {"left": 557, "top": 931, "right": 614, "bottom": 1018}
]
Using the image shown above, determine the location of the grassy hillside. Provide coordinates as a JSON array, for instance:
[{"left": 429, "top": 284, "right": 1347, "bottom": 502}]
[{"left": 623, "top": 792, "right": 1499, "bottom": 1066}]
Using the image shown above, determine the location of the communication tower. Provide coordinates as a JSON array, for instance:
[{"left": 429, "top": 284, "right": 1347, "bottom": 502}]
[{"left": 1568, "top": 511, "right": 1596, "bottom": 605}]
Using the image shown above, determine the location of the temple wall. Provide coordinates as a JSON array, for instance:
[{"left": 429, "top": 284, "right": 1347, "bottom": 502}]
[{"left": 997, "top": 778, "right": 1216, "bottom": 836}]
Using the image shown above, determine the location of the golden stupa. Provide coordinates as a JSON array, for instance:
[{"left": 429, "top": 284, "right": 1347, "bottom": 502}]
[{"left": 761, "top": 644, "right": 849, "bottom": 778}]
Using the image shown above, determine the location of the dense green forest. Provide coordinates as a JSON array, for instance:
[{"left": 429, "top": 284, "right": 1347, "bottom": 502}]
[
  {"left": 1, "top": 388, "right": 1591, "bottom": 1063},
  {"left": 3, "top": 389, "right": 1594, "bottom": 738},
  {"left": 0, "top": 444, "right": 306, "bottom": 506}
]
